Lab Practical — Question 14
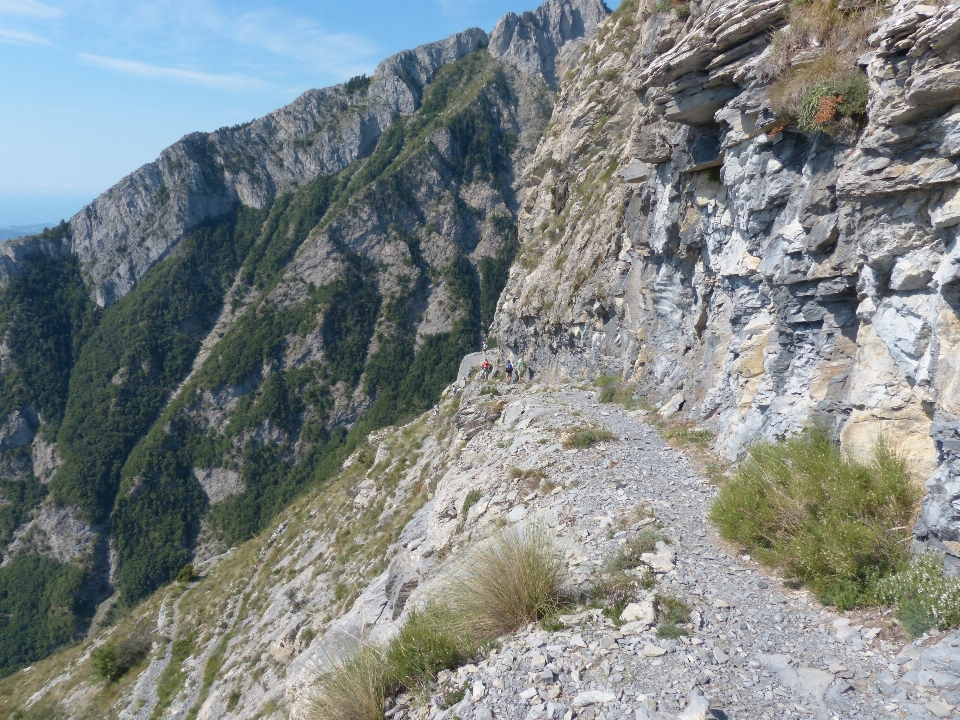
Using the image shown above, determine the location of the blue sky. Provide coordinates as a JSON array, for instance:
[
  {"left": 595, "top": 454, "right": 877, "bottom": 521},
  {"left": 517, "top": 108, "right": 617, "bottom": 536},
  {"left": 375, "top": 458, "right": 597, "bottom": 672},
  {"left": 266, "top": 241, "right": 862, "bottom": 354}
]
[{"left": 0, "top": 0, "right": 614, "bottom": 226}]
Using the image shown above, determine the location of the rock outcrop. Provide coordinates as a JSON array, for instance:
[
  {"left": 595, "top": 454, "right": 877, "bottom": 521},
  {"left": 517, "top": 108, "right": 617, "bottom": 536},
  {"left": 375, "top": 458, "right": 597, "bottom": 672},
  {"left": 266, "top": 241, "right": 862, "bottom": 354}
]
[{"left": 491, "top": 0, "right": 960, "bottom": 548}]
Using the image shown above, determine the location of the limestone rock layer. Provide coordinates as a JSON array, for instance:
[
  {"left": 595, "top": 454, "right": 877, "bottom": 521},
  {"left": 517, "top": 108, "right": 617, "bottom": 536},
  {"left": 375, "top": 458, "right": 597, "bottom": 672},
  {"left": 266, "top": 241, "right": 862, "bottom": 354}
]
[{"left": 491, "top": 0, "right": 960, "bottom": 547}]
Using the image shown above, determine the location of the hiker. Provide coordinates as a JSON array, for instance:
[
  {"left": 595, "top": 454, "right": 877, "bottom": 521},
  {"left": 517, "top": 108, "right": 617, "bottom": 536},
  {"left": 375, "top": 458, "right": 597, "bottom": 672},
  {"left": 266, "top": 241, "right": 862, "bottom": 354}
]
[
  {"left": 482, "top": 336, "right": 487, "bottom": 352},
  {"left": 505, "top": 359, "right": 514, "bottom": 382},
  {"left": 517, "top": 358, "right": 526, "bottom": 383},
  {"left": 481, "top": 358, "right": 492, "bottom": 380},
  {"left": 434, "top": 404, "right": 440, "bottom": 416}
]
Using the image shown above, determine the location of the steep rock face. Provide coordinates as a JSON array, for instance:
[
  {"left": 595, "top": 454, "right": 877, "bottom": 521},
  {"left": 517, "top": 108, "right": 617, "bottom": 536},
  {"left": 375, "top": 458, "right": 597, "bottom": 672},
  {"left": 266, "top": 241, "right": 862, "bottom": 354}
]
[
  {"left": 0, "top": 2, "right": 610, "bottom": 310},
  {"left": 63, "top": 28, "right": 489, "bottom": 308},
  {"left": 491, "top": 0, "right": 960, "bottom": 547},
  {"left": 489, "top": 0, "right": 611, "bottom": 88}
]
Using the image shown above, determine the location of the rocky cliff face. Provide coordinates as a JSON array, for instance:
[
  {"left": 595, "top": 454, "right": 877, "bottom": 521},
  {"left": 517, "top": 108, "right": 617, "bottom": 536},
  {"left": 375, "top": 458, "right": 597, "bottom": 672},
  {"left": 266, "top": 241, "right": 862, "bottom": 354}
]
[
  {"left": 491, "top": 0, "right": 960, "bottom": 551},
  {"left": 0, "top": 1, "right": 605, "bottom": 310}
]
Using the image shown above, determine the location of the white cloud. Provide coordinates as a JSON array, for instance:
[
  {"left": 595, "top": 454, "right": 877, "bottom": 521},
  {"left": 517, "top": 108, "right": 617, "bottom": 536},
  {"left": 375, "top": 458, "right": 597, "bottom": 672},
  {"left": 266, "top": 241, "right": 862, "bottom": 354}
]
[
  {"left": 437, "top": 0, "right": 483, "bottom": 17},
  {"left": 0, "top": 26, "right": 52, "bottom": 45},
  {"left": 77, "top": 53, "right": 270, "bottom": 92},
  {"left": 0, "top": 0, "right": 62, "bottom": 18},
  {"left": 185, "top": 3, "right": 379, "bottom": 81}
]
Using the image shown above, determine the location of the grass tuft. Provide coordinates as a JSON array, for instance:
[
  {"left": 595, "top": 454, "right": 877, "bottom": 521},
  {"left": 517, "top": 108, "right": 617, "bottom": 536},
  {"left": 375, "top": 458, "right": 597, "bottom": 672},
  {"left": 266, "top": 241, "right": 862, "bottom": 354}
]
[
  {"left": 656, "top": 594, "right": 690, "bottom": 626},
  {"left": 561, "top": 427, "right": 616, "bottom": 449},
  {"left": 446, "top": 525, "right": 567, "bottom": 640},
  {"left": 311, "top": 526, "right": 567, "bottom": 720},
  {"left": 595, "top": 375, "right": 645, "bottom": 410},
  {"left": 310, "top": 647, "right": 389, "bottom": 720},
  {"left": 766, "top": 0, "right": 886, "bottom": 135},
  {"left": 709, "top": 427, "right": 919, "bottom": 609},
  {"left": 385, "top": 603, "right": 473, "bottom": 690}
]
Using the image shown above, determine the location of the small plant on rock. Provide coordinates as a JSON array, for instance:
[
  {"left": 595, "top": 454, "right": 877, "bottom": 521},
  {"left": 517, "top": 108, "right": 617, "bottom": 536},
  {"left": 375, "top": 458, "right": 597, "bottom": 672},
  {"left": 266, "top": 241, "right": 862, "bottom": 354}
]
[
  {"left": 561, "top": 426, "right": 616, "bottom": 450},
  {"left": 876, "top": 553, "right": 960, "bottom": 636},
  {"left": 437, "top": 686, "right": 467, "bottom": 709},
  {"left": 461, "top": 489, "right": 482, "bottom": 518},
  {"left": 766, "top": 0, "right": 886, "bottom": 136},
  {"left": 606, "top": 530, "right": 669, "bottom": 573}
]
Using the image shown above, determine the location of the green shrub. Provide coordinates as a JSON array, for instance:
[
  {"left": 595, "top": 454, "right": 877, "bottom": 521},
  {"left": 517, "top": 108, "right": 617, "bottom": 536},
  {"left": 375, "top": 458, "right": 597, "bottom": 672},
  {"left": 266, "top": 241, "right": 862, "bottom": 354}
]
[
  {"left": 91, "top": 634, "right": 151, "bottom": 682},
  {"left": 385, "top": 603, "right": 471, "bottom": 690},
  {"left": 176, "top": 564, "right": 198, "bottom": 583},
  {"left": 709, "top": 428, "right": 919, "bottom": 609},
  {"left": 876, "top": 553, "right": 960, "bottom": 635},
  {"left": 562, "top": 427, "right": 616, "bottom": 449},
  {"left": 447, "top": 525, "right": 567, "bottom": 640}
]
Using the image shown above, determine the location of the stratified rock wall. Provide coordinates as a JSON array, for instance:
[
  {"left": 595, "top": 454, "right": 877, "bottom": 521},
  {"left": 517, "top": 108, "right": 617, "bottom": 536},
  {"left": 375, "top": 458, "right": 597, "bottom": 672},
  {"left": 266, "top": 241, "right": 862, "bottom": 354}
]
[{"left": 491, "top": 0, "right": 960, "bottom": 546}]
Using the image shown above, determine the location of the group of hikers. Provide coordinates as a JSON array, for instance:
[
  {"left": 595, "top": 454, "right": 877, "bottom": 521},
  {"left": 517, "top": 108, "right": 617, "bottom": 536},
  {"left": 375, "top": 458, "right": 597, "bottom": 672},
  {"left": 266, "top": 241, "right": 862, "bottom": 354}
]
[
  {"left": 476, "top": 336, "right": 530, "bottom": 383},
  {"left": 479, "top": 355, "right": 528, "bottom": 383}
]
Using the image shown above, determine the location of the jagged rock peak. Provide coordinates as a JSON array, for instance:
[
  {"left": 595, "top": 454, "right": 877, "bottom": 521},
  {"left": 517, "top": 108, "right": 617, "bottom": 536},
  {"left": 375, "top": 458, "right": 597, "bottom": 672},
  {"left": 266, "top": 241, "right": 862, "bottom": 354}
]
[
  {"left": 0, "top": 0, "right": 608, "bottom": 309},
  {"left": 489, "top": 0, "right": 611, "bottom": 89}
]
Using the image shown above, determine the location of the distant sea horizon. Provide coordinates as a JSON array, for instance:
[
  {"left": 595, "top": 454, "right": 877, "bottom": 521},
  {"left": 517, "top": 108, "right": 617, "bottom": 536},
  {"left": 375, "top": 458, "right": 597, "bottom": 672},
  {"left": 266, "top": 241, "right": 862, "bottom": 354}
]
[
  {"left": 0, "top": 191, "right": 100, "bottom": 231},
  {"left": 0, "top": 223, "right": 57, "bottom": 242}
]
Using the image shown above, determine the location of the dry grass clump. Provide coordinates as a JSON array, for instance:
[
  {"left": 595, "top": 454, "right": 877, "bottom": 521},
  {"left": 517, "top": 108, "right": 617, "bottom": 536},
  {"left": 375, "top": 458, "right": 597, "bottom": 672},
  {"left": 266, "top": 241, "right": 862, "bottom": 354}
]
[
  {"left": 446, "top": 525, "right": 567, "bottom": 639},
  {"left": 310, "top": 647, "right": 389, "bottom": 720},
  {"left": 311, "top": 526, "right": 567, "bottom": 720},
  {"left": 766, "top": 0, "right": 887, "bottom": 135},
  {"left": 709, "top": 427, "right": 919, "bottom": 609}
]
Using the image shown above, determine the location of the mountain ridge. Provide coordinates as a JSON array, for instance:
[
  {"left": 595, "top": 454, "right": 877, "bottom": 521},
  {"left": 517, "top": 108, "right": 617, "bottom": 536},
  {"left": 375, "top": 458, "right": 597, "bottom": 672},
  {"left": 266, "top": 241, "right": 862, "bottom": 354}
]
[{"left": 0, "top": 0, "right": 610, "bottom": 682}]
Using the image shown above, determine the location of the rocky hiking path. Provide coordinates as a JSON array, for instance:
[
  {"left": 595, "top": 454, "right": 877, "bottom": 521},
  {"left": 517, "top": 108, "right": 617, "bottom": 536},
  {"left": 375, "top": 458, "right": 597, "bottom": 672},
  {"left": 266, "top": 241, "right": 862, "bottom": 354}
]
[{"left": 409, "top": 386, "right": 960, "bottom": 720}]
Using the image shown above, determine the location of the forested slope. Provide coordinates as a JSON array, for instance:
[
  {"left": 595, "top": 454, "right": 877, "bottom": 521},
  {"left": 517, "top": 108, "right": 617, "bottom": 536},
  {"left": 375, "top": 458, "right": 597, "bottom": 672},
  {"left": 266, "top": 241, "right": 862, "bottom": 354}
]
[{"left": 0, "top": 0, "right": 608, "bottom": 677}]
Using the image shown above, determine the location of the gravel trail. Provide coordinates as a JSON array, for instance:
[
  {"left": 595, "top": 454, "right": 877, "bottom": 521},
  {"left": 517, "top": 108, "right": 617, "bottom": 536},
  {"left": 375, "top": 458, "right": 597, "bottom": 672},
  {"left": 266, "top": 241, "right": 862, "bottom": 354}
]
[{"left": 408, "top": 386, "right": 960, "bottom": 720}]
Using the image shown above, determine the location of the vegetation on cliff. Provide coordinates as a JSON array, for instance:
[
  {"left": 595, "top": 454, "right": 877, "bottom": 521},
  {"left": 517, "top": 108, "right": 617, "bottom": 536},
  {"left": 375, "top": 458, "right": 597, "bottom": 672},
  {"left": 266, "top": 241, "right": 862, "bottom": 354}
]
[{"left": 710, "top": 428, "right": 919, "bottom": 609}]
